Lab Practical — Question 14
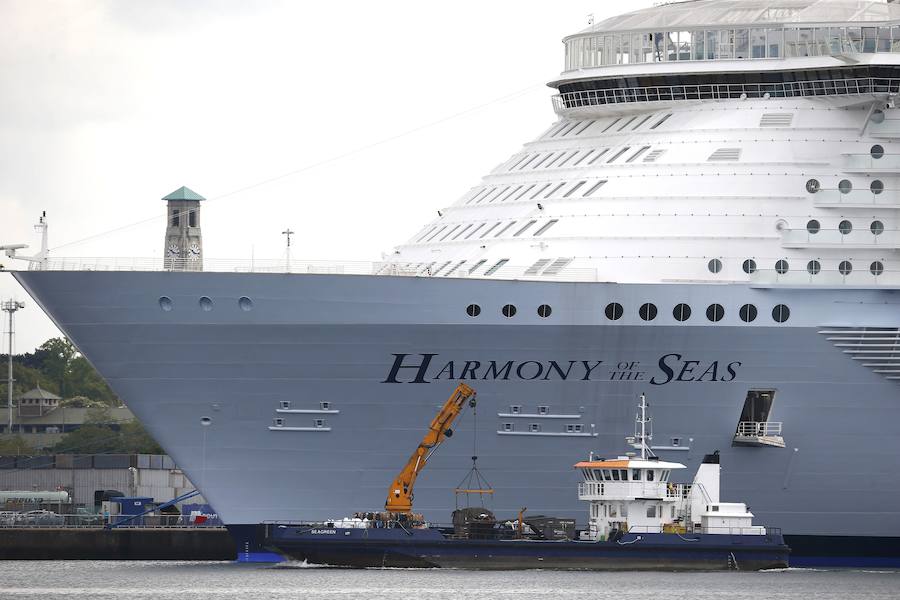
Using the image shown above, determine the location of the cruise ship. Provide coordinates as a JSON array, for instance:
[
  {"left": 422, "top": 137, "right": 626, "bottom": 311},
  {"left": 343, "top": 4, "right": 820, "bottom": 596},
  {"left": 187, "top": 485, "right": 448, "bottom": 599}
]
[{"left": 5, "top": 0, "right": 900, "bottom": 565}]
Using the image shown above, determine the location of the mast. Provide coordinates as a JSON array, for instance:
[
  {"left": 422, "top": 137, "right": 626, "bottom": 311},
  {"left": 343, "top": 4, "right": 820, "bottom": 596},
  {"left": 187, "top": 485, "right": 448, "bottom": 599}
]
[{"left": 634, "top": 393, "right": 655, "bottom": 460}]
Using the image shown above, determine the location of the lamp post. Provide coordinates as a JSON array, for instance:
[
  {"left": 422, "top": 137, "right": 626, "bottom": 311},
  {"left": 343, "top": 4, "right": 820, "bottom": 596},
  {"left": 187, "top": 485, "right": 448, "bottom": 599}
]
[
  {"left": 2, "top": 300, "right": 25, "bottom": 435},
  {"left": 282, "top": 228, "right": 294, "bottom": 272}
]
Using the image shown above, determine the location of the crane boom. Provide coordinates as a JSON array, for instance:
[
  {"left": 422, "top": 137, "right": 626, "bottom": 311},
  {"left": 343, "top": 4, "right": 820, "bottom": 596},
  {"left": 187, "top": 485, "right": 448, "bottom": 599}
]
[{"left": 385, "top": 382, "right": 476, "bottom": 514}]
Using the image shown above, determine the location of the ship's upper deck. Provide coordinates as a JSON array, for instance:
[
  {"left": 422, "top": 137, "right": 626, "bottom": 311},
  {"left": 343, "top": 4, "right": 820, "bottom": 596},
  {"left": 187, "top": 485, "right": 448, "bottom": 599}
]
[{"left": 558, "top": 0, "right": 900, "bottom": 81}]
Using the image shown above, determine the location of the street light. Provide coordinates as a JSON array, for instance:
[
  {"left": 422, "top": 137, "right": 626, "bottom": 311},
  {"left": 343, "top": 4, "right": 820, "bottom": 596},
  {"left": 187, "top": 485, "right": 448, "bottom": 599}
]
[{"left": 2, "top": 300, "right": 25, "bottom": 435}]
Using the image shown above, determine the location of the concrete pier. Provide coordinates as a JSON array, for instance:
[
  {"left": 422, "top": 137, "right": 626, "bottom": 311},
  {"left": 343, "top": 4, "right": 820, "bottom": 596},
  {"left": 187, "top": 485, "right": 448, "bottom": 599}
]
[{"left": 0, "top": 527, "right": 236, "bottom": 560}]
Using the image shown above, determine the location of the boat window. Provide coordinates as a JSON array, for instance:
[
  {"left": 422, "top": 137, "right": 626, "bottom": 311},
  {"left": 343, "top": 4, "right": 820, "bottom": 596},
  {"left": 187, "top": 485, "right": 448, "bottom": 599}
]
[
  {"left": 510, "top": 405, "right": 521, "bottom": 414},
  {"left": 280, "top": 401, "right": 290, "bottom": 410},
  {"left": 647, "top": 469, "right": 654, "bottom": 481},
  {"left": 871, "top": 261, "right": 885, "bottom": 276},
  {"left": 739, "top": 303, "right": 758, "bottom": 323},
  {"left": 610, "top": 505, "right": 618, "bottom": 517},
  {"left": 592, "top": 469, "right": 602, "bottom": 481},
  {"left": 503, "top": 423, "right": 513, "bottom": 432},
  {"left": 494, "top": 222, "right": 516, "bottom": 237},
  {"left": 619, "top": 469, "right": 628, "bottom": 480},
  {"left": 538, "top": 406, "right": 549, "bottom": 415},
  {"left": 602, "top": 469, "right": 612, "bottom": 481},
  {"left": 320, "top": 402, "right": 330, "bottom": 411},
  {"left": 533, "top": 220, "right": 558, "bottom": 237},
  {"left": 611, "top": 470, "right": 620, "bottom": 481},
  {"left": 607, "top": 147, "right": 630, "bottom": 163},
  {"left": 650, "top": 114, "right": 672, "bottom": 129},
  {"left": 513, "top": 221, "right": 537, "bottom": 237},
  {"left": 588, "top": 148, "right": 609, "bottom": 165},
  {"left": 646, "top": 505, "right": 656, "bottom": 518},
  {"left": 513, "top": 184, "right": 535, "bottom": 201},
  {"left": 502, "top": 304, "right": 517, "bottom": 318},
  {"left": 468, "top": 259, "right": 488, "bottom": 274},
  {"left": 772, "top": 304, "right": 790, "bottom": 323},
  {"left": 583, "top": 181, "right": 607, "bottom": 196},
  {"left": 605, "top": 302, "right": 624, "bottom": 321},
  {"left": 314, "top": 419, "right": 325, "bottom": 428},
  {"left": 484, "top": 259, "right": 510, "bottom": 275},
  {"left": 479, "top": 224, "right": 500, "bottom": 239},
  {"left": 531, "top": 154, "right": 553, "bottom": 170},
  {"left": 464, "top": 224, "right": 484, "bottom": 239},
  {"left": 564, "top": 181, "right": 586, "bottom": 198},
  {"left": 639, "top": 302, "right": 657, "bottom": 321},
  {"left": 529, "top": 423, "right": 541, "bottom": 432},
  {"left": 627, "top": 146, "right": 651, "bottom": 163},
  {"left": 573, "top": 149, "right": 595, "bottom": 166},
  {"left": 601, "top": 118, "right": 621, "bottom": 132},
  {"left": 545, "top": 182, "right": 566, "bottom": 198},
  {"left": 632, "top": 469, "right": 641, "bottom": 481},
  {"left": 530, "top": 183, "right": 551, "bottom": 199}
]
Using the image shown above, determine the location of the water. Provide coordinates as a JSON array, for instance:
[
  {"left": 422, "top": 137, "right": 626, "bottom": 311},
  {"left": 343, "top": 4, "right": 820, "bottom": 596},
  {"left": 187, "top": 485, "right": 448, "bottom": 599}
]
[{"left": 0, "top": 562, "right": 897, "bottom": 599}]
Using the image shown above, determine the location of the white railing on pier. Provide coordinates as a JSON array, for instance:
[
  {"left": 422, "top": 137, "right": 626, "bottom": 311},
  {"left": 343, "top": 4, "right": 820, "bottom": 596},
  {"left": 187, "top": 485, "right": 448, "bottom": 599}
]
[{"left": 735, "top": 421, "right": 783, "bottom": 437}]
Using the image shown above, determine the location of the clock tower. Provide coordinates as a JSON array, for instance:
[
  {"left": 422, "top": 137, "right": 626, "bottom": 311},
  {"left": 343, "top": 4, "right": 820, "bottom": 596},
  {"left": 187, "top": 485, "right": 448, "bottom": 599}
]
[{"left": 162, "top": 186, "right": 205, "bottom": 271}]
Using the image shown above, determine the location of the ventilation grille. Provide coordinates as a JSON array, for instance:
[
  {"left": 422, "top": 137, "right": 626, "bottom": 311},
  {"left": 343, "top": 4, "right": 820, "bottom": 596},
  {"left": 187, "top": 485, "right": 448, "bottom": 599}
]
[
  {"left": 708, "top": 148, "right": 742, "bottom": 161},
  {"left": 819, "top": 327, "right": 900, "bottom": 382},
  {"left": 643, "top": 149, "right": 667, "bottom": 162},
  {"left": 542, "top": 257, "right": 573, "bottom": 275},
  {"left": 760, "top": 113, "right": 794, "bottom": 127}
]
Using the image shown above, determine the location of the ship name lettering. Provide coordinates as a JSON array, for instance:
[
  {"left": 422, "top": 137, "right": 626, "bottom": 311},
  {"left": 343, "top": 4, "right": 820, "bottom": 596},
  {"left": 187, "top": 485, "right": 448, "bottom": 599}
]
[
  {"left": 650, "top": 353, "right": 742, "bottom": 385},
  {"left": 381, "top": 354, "right": 604, "bottom": 383},
  {"left": 310, "top": 529, "right": 337, "bottom": 535}
]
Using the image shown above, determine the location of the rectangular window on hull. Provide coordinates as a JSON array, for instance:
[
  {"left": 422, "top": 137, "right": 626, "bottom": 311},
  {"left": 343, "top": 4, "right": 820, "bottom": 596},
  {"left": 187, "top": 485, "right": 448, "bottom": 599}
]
[
  {"left": 484, "top": 259, "right": 510, "bottom": 275},
  {"left": 533, "top": 220, "right": 559, "bottom": 237}
]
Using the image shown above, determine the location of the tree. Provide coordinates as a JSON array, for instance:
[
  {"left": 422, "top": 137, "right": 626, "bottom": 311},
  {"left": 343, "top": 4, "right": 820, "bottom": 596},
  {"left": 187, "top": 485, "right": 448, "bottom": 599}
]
[
  {"left": 0, "top": 435, "right": 33, "bottom": 455},
  {"left": 50, "top": 415, "right": 164, "bottom": 455}
]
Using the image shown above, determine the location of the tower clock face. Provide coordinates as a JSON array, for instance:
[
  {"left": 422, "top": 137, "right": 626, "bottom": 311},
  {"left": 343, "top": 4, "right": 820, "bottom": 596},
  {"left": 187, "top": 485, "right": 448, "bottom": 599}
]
[
  {"left": 189, "top": 242, "right": 201, "bottom": 260},
  {"left": 167, "top": 243, "right": 180, "bottom": 257}
]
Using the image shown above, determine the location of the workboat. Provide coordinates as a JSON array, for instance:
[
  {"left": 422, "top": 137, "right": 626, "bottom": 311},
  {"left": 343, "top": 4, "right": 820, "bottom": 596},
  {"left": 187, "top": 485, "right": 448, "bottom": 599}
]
[{"left": 262, "top": 393, "right": 789, "bottom": 570}]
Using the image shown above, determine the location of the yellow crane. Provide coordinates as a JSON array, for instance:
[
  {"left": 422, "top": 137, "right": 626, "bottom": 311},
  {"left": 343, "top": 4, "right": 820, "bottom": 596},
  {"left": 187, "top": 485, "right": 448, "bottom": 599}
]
[{"left": 385, "top": 382, "right": 477, "bottom": 514}]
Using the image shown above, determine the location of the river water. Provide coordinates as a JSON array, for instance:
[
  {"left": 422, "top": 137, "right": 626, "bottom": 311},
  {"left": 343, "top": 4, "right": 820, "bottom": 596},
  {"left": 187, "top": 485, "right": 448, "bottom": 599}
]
[{"left": 0, "top": 561, "right": 897, "bottom": 599}]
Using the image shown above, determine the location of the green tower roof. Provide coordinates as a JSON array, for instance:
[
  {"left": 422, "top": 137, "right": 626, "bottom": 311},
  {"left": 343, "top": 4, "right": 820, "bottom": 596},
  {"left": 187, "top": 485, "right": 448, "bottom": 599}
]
[{"left": 162, "top": 186, "right": 205, "bottom": 201}]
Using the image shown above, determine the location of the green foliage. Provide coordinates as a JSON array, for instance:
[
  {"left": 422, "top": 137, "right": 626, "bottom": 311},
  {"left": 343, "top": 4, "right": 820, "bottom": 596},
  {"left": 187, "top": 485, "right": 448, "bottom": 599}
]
[
  {"left": 50, "top": 420, "right": 164, "bottom": 455},
  {"left": 0, "top": 434, "right": 34, "bottom": 455}
]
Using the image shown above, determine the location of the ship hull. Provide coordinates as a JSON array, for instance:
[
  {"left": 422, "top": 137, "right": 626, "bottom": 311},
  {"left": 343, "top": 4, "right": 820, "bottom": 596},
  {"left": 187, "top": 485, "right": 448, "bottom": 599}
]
[
  {"left": 262, "top": 525, "right": 789, "bottom": 571},
  {"left": 11, "top": 270, "right": 900, "bottom": 564}
]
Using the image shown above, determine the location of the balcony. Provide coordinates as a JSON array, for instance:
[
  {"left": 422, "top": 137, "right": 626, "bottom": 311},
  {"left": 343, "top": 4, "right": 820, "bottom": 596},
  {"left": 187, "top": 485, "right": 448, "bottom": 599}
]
[
  {"left": 749, "top": 266, "right": 899, "bottom": 287},
  {"left": 732, "top": 421, "right": 785, "bottom": 448},
  {"left": 867, "top": 116, "right": 900, "bottom": 139},
  {"left": 779, "top": 227, "right": 899, "bottom": 249},
  {"left": 577, "top": 480, "right": 668, "bottom": 501},
  {"left": 843, "top": 153, "right": 900, "bottom": 174},
  {"left": 812, "top": 188, "right": 900, "bottom": 208}
]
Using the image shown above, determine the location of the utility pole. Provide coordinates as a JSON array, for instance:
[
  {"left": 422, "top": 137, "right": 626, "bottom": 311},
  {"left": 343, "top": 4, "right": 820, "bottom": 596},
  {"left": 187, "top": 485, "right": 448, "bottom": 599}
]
[
  {"left": 2, "top": 300, "right": 25, "bottom": 435},
  {"left": 282, "top": 228, "right": 294, "bottom": 272}
]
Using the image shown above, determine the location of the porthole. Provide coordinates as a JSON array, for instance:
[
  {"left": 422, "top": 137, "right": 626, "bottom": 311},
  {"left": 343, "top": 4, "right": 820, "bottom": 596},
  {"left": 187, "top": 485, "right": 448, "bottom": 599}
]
[
  {"left": 605, "top": 302, "right": 623, "bottom": 321},
  {"left": 871, "top": 109, "right": 885, "bottom": 124},
  {"left": 871, "top": 220, "right": 884, "bottom": 236},
  {"left": 806, "top": 219, "right": 820, "bottom": 234},
  {"left": 772, "top": 304, "right": 790, "bottom": 323},
  {"left": 839, "top": 260, "right": 853, "bottom": 276},
  {"left": 871, "top": 144, "right": 885, "bottom": 159},
  {"left": 807, "top": 260, "right": 821, "bottom": 275},
  {"left": 502, "top": 304, "right": 517, "bottom": 318},
  {"left": 742, "top": 259, "right": 756, "bottom": 274},
  {"left": 839, "top": 220, "right": 853, "bottom": 235},
  {"left": 639, "top": 302, "right": 657, "bottom": 322},
  {"left": 466, "top": 304, "right": 481, "bottom": 317},
  {"left": 775, "top": 259, "right": 789, "bottom": 274},
  {"left": 706, "top": 303, "right": 724, "bottom": 322},
  {"left": 158, "top": 296, "right": 173, "bottom": 312},
  {"left": 537, "top": 304, "right": 552, "bottom": 318},
  {"left": 238, "top": 296, "right": 253, "bottom": 311},
  {"left": 805, "top": 179, "right": 820, "bottom": 194},
  {"left": 739, "top": 304, "right": 757, "bottom": 323},
  {"left": 838, "top": 180, "right": 852, "bottom": 194},
  {"left": 707, "top": 258, "right": 722, "bottom": 274},
  {"left": 673, "top": 303, "right": 691, "bottom": 321},
  {"left": 200, "top": 417, "right": 212, "bottom": 427},
  {"left": 870, "top": 180, "right": 884, "bottom": 195},
  {"left": 199, "top": 296, "right": 213, "bottom": 312},
  {"left": 870, "top": 260, "right": 884, "bottom": 276}
]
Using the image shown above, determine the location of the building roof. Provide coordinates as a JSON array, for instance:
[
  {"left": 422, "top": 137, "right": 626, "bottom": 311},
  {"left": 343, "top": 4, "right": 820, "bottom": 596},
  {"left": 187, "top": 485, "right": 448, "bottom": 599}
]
[
  {"left": 579, "top": 0, "right": 900, "bottom": 35},
  {"left": 162, "top": 186, "right": 205, "bottom": 202},
  {"left": 17, "top": 386, "right": 61, "bottom": 401},
  {"left": 574, "top": 458, "right": 686, "bottom": 470},
  {"left": 12, "top": 406, "right": 134, "bottom": 425}
]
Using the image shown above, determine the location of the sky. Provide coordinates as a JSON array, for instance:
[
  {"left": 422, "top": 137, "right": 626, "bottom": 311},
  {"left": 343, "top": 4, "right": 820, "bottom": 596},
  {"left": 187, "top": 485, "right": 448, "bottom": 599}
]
[{"left": 0, "top": 0, "right": 656, "bottom": 352}]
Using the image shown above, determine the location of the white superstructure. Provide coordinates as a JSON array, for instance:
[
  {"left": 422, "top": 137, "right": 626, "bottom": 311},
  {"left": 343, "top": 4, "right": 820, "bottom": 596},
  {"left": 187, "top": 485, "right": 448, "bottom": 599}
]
[{"left": 391, "top": 0, "right": 899, "bottom": 288}]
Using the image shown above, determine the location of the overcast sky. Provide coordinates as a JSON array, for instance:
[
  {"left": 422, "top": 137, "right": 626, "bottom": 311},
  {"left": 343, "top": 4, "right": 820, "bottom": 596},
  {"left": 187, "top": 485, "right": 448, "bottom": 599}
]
[{"left": 0, "top": 0, "right": 655, "bottom": 352}]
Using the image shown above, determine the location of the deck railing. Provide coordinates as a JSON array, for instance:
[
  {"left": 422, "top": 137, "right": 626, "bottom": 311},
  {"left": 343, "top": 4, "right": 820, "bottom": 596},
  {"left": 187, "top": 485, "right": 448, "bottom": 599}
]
[
  {"left": 735, "top": 421, "right": 783, "bottom": 437},
  {"left": 552, "top": 77, "right": 900, "bottom": 112}
]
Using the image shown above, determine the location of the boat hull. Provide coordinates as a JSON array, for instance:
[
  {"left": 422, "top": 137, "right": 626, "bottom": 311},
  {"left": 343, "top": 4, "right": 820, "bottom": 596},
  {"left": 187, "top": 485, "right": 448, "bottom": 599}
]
[{"left": 262, "top": 525, "right": 790, "bottom": 571}]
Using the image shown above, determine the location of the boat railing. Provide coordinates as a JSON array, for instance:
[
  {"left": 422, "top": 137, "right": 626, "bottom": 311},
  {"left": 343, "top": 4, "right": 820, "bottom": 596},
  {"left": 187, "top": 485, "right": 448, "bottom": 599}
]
[
  {"left": 736, "top": 421, "right": 783, "bottom": 437},
  {"left": 0, "top": 513, "right": 224, "bottom": 529},
  {"left": 553, "top": 76, "right": 900, "bottom": 113},
  {"left": 627, "top": 524, "right": 777, "bottom": 536}
]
